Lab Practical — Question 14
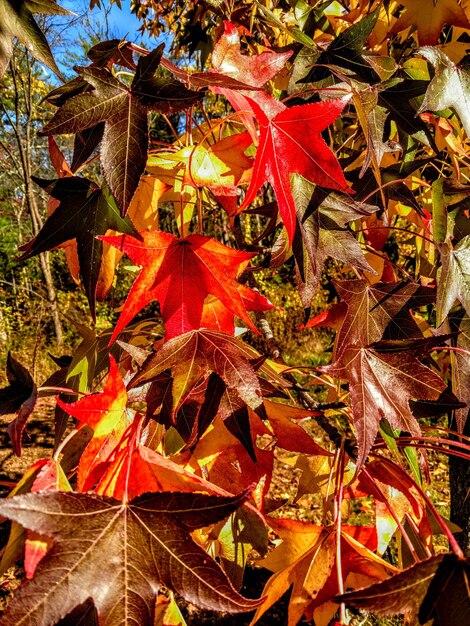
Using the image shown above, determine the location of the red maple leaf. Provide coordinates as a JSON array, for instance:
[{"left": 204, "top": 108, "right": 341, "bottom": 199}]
[
  {"left": 57, "top": 356, "right": 129, "bottom": 491},
  {"left": 238, "top": 96, "right": 353, "bottom": 244},
  {"left": 100, "top": 231, "right": 273, "bottom": 343}
]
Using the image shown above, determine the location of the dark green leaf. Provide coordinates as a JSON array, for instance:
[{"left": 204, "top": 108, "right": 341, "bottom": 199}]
[
  {"left": 0, "top": 0, "right": 70, "bottom": 79},
  {"left": 17, "top": 177, "right": 141, "bottom": 320}
]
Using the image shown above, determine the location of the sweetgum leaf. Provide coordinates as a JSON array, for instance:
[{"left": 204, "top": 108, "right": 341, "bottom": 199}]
[
  {"left": 322, "top": 336, "right": 455, "bottom": 468},
  {"left": 0, "top": 352, "right": 38, "bottom": 456},
  {"left": 300, "top": 8, "right": 381, "bottom": 83},
  {"left": 238, "top": 96, "right": 352, "bottom": 244},
  {"left": 17, "top": 176, "right": 140, "bottom": 320},
  {"left": 338, "top": 553, "right": 470, "bottom": 625},
  {"left": 87, "top": 38, "right": 136, "bottom": 70},
  {"left": 291, "top": 177, "right": 375, "bottom": 306},
  {"left": 41, "top": 46, "right": 202, "bottom": 214},
  {"left": 0, "top": 490, "right": 261, "bottom": 625},
  {"left": 101, "top": 231, "right": 272, "bottom": 343},
  {"left": 437, "top": 236, "right": 470, "bottom": 325},
  {"left": 129, "top": 329, "right": 264, "bottom": 416},
  {"left": 0, "top": 0, "right": 70, "bottom": 79},
  {"left": 388, "top": 0, "right": 470, "bottom": 46},
  {"left": 418, "top": 47, "right": 470, "bottom": 139},
  {"left": 331, "top": 280, "right": 436, "bottom": 363}
]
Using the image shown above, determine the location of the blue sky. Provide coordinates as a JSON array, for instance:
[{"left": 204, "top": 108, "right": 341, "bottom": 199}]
[{"left": 48, "top": 1, "right": 170, "bottom": 78}]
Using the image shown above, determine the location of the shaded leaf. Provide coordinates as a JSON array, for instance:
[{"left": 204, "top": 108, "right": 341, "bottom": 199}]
[
  {"left": 301, "top": 8, "right": 381, "bottom": 83},
  {"left": 338, "top": 553, "right": 470, "bottom": 626},
  {"left": 0, "top": 0, "right": 70, "bottom": 79},
  {"left": 0, "top": 352, "right": 38, "bottom": 456},
  {"left": 291, "top": 177, "right": 375, "bottom": 306},
  {"left": 41, "top": 46, "right": 202, "bottom": 213},
  {"left": 321, "top": 336, "right": 455, "bottom": 468},
  {"left": 17, "top": 176, "right": 140, "bottom": 320},
  {"left": 129, "top": 329, "right": 264, "bottom": 416}
]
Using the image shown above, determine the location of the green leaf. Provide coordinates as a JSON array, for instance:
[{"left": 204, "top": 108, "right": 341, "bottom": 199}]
[
  {"left": 17, "top": 176, "right": 140, "bottom": 320},
  {"left": 0, "top": 0, "right": 70, "bottom": 79},
  {"left": 418, "top": 47, "right": 470, "bottom": 139},
  {"left": 437, "top": 235, "right": 470, "bottom": 325}
]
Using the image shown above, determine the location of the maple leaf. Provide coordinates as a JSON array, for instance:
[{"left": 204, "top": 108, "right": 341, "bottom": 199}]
[
  {"left": 101, "top": 230, "right": 272, "bottom": 342},
  {"left": 388, "top": 0, "right": 470, "bottom": 46},
  {"left": 321, "top": 336, "right": 457, "bottom": 468},
  {"left": 41, "top": 46, "right": 202, "bottom": 214},
  {"left": 253, "top": 520, "right": 395, "bottom": 626},
  {"left": 0, "top": 0, "right": 70, "bottom": 79},
  {"left": 338, "top": 553, "right": 470, "bottom": 626},
  {"left": 129, "top": 329, "right": 265, "bottom": 416},
  {"left": 238, "top": 96, "right": 353, "bottom": 245},
  {"left": 418, "top": 47, "right": 470, "bottom": 139},
  {"left": 437, "top": 236, "right": 470, "bottom": 324},
  {"left": 17, "top": 176, "right": 140, "bottom": 320},
  {"left": 291, "top": 177, "right": 375, "bottom": 306},
  {"left": 0, "top": 352, "right": 38, "bottom": 456},
  {"left": 57, "top": 356, "right": 129, "bottom": 492},
  {"left": 0, "top": 490, "right": 262, "bottom": 625}
]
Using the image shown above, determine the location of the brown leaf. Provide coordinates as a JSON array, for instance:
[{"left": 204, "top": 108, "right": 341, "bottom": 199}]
[
  {"left": 338, "top": 553, "right": 470, "bottom": 626},
  {"left": 0, "top": 490, "right": 262, "bottom": 625}
]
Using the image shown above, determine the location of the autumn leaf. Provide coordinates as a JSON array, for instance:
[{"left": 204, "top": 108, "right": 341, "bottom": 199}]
[
  {"left": 291, "top": 177, "right": 375, "bottom": 306},
  {"left": 210, "top": 21, "right": 293, "bottom": 138},
  {"left": 0, "top": 352, "right": 38, "bottom": 456},
  {"left": 437, "top": 236, "right": 470, "bottom": 324},
  {"left": 18, "top": 176, "right": 141, "bottom": 320},
  {"left": 41, "top": 46, "right": 202, "bottom": 214},
  {"left": 129, "top": 329, "right": 264, "bottom": 416},
  {"left": 338, "top": 552, "right": 470, "bottom": 626},
  {"left": 418, "top": 47, "right": 470, "bottom": 139},
  {"left": 184, "top": 413, "right": 275, "bottom": 510},
  {"left": 0, "top": 0, "right": 70, "bottom": 79},
  {"left": 24, "top": 459, "right": 72, "bottom": 580},
  {"left": 0, "top": 490, "right": 262, "bottom": 625},
  {"left": 239, "top": 95, "right": 353, "bottom": 245},
  {"left": 388, "top": 0, "right": 470, "bottom": 46},
  {"left": 321, "top": 336, "right": 457, "bottom": 468},
  {"left": 56, "top": 356, "right": 129, "bottom": 492},
  {"left": 253, "top": 520, "right": 395, "bottom": 626},
  {"left": 86, "top": 38, "right": 136, "bottom": 70},
  {"left": 101, "top": 231, "right": 272, "bottom": 342},
  {"left": 330, "top": 280, "right": 436, "bottom": 364}
]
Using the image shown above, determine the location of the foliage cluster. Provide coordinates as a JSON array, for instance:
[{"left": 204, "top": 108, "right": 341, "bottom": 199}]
[{"left": 1, "top": 1, "right": 470, "bottom": 625}]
